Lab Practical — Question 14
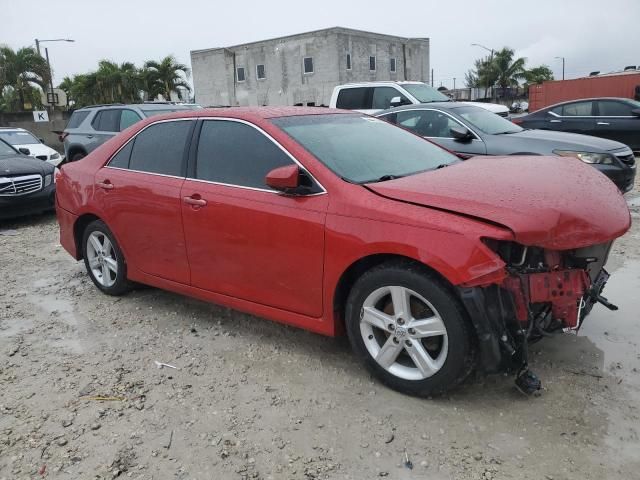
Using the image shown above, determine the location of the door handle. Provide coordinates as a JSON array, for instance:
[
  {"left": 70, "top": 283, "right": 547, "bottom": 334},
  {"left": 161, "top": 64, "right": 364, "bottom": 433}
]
[
  {"left": 597, "top": 122, "right": 610, "bottom": 126},
  {"left": 86, "top": 134, "right": 94, "bottom": 139},
  {"left": 97, "top": 180, "right": 114, "bottom": 190},
  {"left": 549, "top": 119, "right": 562, "bottom": 123},
  {"left": 183, "top": 195, "right": 207, "bottom": 207}
]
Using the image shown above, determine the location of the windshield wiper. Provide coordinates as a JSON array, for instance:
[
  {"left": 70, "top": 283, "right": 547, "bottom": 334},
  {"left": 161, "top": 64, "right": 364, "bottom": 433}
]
[
  {"left": 363, "top": 174, "right": 404, "bottom": 184},
  {"left": 493, "top": 130, "right": 517, "bottom": 135},
  {"left": 434, "top": 164, "right": 450, "bottom": 170}
]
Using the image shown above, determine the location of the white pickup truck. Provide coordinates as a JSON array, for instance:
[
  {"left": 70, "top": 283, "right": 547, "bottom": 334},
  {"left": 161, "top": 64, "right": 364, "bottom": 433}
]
[{"left": 329, "top": 81, "right": 510, "bottom": 117}]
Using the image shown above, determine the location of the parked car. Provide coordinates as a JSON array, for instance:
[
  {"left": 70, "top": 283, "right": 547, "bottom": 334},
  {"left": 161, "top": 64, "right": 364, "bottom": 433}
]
[
  {"left": 376, "top": 103, "right": 636, "bottom": 192},
  {"left": 329, "top": 81, "right": 511, "bottom": 117},
  {"left": 514, "top": 97, "right": 640, "bottom": 151},
  {"left": 0, "top": 127, "right": 63, "bottom": 166},
  {"left": 56, "top": 107, "right": 629, "bottom": 396},
  {"left": 62, "top": 102, "right": 202, "bottom": 161},
  {"left": 0, "top": 138, "right": 56, "bottom": 219}
]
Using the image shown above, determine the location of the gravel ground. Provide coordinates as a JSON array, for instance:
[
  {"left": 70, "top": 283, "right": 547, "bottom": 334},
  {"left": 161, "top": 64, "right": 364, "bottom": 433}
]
[{"left": 1, "top": 182, "right": 640, "bottom": 479}]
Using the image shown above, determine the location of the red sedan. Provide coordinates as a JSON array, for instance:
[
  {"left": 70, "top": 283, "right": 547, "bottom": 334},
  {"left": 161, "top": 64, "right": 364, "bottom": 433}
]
[{"left": 56, "top": 107, "right": 630, "bottom": 396}]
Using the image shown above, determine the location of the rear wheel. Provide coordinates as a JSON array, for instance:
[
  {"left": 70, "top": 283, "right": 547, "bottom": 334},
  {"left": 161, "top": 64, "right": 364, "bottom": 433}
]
[
  {"left": 82, "top": 220, "right": 132, "bottom": 296},
  {"left": 345, "top": 262, "right": 475, "bottom": 396}
]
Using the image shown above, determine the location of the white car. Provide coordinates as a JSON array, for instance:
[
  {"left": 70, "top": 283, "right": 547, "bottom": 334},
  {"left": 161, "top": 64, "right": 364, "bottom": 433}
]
[
  {"left": 329, "top": 81, "right": 510, "bottom": 118},
  {"left": 0, "top": 128, "right": 63, "bottom": 166}
]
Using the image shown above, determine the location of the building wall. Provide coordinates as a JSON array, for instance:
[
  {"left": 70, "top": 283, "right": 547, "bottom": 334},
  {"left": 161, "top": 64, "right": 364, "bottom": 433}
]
[{"left": 191, "top": 28, "right": 430, "bottom": 107}]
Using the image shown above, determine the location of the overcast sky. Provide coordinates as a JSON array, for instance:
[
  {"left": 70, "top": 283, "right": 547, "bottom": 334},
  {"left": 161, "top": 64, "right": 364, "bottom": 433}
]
[{"left": 3, "top": 0, "right": 639, "bottom": 91}]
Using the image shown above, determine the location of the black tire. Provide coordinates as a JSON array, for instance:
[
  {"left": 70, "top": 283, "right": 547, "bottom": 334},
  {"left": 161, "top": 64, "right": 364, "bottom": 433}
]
[
  {"left": 345, "top": 261, "right": 476, "bottom": 397},
  {"left": 71, "top": 152, "right": 86, "bottom": 161},
  {"left": 81, "top": 220, "right": 132, "bottom": 296}
]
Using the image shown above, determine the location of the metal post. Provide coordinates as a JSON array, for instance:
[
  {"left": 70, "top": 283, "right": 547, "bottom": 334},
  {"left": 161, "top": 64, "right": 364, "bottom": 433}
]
[
  {"left": 562, "top": 57, "right": 565, "bottom": 80},
  {"left": 45, "top": 47, "right": 55, "bottom": 112},
  {"left": 431, "top": 68, "right": 434, "bottom": 87},
  {"left": 35, "top": 39, "right": 40, "bottom": 56}
]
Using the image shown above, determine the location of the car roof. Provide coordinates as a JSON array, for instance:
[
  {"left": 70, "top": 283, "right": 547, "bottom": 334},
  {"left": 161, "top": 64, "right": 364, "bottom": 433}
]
[
  {"left": 336, "top": 81, "right": 427, "bottom": 88},
  {"left": 76, "top": 103, "right": 197, "bottom": 111},
  {"left": 375, "top": 102, "right": 474, "bottom": 115},
  {"left": 130, "top": 106, "right": 351, "bottom": 122},
  {"left": 540, "top": 97, "right": 636, "bottom": 110}
]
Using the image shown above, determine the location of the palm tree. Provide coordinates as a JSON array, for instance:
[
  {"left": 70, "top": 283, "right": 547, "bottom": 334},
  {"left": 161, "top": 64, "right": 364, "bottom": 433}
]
[
  {"left": 492, "top": 48, "right": 527, "bottom": 92},
  {"left": 0, "top": 46, "right": 50, "bottom": 111},
  {"left": 524, "top": 65, "right": 554, "bottom": 85},
  {"left": 144, "top": 56, "right": 191, "bottom": 101}
]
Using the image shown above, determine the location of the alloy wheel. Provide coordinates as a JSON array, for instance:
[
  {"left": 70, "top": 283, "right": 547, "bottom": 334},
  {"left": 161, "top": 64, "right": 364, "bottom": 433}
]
[
  {"left": 360, "top": 286, "right": 449, "bottom": 381},
  {"left": 86, "top": 231, "right": 118, "bottom": 287}
]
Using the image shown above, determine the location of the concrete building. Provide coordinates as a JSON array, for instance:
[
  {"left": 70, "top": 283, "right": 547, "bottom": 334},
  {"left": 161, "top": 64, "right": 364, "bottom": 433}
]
[{"left": 190, "top": 27, "right": 430, "bottom": 107}]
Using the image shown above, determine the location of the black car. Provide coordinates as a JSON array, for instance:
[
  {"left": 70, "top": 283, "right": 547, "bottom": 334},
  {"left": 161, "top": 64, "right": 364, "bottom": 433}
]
[
  {"left": 514, "top": 97, "right": 640, "bottom": 151},
  {"left": 376, "top": 102, "right": 636, "bottom": 192},
  {"left": 0, "top": 138, "right": 56, "bottom": 220}
]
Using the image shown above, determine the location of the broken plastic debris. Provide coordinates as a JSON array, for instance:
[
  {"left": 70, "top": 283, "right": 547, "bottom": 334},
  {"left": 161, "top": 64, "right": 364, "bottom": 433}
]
[{"left": 155, "top": 360, "right": 178, "bottom": 370}]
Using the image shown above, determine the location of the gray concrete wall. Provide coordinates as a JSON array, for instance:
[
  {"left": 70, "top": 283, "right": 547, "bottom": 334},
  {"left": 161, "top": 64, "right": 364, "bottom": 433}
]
[
  {"left": 0, "top": 111, "right": 69, "bottom": 153},
  {"left": 191, "top": 28, "right": 430, "bottom": 107}
]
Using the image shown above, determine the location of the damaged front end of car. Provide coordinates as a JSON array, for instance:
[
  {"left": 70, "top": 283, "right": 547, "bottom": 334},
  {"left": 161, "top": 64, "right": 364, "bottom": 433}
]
[{"left": 458, "top": 240, "right": 618, "bottom": 394}]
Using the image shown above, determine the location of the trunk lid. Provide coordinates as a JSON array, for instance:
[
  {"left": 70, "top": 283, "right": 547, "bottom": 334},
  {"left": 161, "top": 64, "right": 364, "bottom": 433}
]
[{"left": 366, "top": 156, "right": 630, "bottom": 250}]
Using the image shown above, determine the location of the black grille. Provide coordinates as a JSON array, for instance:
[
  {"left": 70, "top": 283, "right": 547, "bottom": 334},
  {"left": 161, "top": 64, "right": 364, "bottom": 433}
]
[{"left": 616, "top": 153, "right": 636, "bottom": 166}]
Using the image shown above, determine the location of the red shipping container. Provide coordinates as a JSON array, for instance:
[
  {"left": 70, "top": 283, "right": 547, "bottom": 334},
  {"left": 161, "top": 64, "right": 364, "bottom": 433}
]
[{"left": 529, "top": 72, "right": 640, "bottom": 112}]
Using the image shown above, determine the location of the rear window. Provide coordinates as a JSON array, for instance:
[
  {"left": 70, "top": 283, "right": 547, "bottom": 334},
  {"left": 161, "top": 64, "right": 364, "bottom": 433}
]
[
  {"left": 66, "top": 110, "right": 90, "bottom": 129},
  {"left": 336, "top": 87, "right": 371, "bottom": 110}
]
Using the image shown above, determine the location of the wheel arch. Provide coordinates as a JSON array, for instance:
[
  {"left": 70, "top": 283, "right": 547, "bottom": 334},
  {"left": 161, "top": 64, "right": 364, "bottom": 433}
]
[
  {"left": 73, "top": 213, "right": 102, "bottom": 260},
  {"left": 66, "top": 144, "right": 87, "bottom": 160},
  {"left": 332, "top": 253, "right": 454, "bottom": 335}
]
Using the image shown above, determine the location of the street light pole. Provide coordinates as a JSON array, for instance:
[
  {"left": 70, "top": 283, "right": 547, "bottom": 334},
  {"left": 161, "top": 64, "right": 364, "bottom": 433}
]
[
  {"left": 555, "top": 56, "right": 565, "bottom": 80},
  {"left": 34, "top": 39, "right": 74, "bottom": 112}
]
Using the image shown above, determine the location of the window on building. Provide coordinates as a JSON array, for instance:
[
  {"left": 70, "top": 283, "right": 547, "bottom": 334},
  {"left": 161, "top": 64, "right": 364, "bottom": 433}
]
[
  {"left": 390, "top": 58, "right": 397, "bottom": 73},
  {"left": 346, "top": 53, "right": 351, "bottom": 70},
  {"left": 128, "top": 121, "right": 192, "bottom": 176},
  {"left": 195, "top": 120, "right": 294, "bottom": 189},
  {"left": 236, "top": 67, "right": 246, "bottom": 82},
  {"left": 369, "top": 56, "right": 376, "bottom": 71},
  {"left": 303, "top": 57, "right": 314, "bottom": 74},
  {"left": 256, "top": 64, "right": 266, "bottom": 80}
]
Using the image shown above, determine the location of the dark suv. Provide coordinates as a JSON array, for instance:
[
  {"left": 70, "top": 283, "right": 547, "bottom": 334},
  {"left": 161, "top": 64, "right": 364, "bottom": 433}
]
[{"left": 62, "top": 103, "right": 201, "bottom": 161}]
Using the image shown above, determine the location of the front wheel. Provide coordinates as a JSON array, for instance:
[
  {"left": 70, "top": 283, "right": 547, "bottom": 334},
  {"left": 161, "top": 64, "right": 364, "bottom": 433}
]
[
  {"left": 345, "top": 262, "right": 475, "bottom": 397},
  {"left": 81, "top": 220, "right": 132, "bottom": 296}
]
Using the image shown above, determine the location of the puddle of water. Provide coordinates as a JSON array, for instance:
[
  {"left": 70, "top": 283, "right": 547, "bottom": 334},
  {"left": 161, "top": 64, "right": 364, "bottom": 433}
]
[{"left": 580, "top": 260, "right": 640, "bottom": 389}]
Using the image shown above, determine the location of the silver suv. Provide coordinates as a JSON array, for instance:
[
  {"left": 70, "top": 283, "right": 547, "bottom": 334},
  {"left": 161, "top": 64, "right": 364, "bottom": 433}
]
[{"left": 62, "top": 103, "right": 201, "bottom": 161}]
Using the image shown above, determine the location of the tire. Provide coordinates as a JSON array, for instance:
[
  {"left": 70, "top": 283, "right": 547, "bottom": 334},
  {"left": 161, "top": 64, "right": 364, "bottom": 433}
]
[
  {"left": 345, "top": 261, "right": 475, "bottom": 397},
  {"left": 71, "top": 152, "right": 86, "bottom": 161},
  {"left": 81, "top": 220, "right": 132, "bottom": 296}
]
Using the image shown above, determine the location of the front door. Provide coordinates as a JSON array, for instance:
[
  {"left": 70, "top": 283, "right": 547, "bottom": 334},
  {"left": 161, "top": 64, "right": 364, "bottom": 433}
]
[
  {"left": 94, "top": 119, "right": 194, "bottom": 284},
  {"left": 594, "top": 99, "right": 640, "bottom": 148},
  {"left": 180, "top": 119, "right": 327, "bottom": 317}
]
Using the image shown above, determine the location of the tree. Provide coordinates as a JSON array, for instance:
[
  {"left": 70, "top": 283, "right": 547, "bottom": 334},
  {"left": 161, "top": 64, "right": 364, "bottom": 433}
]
[
  {"left": 465, "top": 57, "right": 498, "bottom": 98},
  {"left": 143, "top": 56, "right": 191, "bottom": 101},
  {"left": 492, "top": 48, "right": 527, "bottom": 91},
  {"left": 0, "top": 46, "right": 49, "bottom": 111},
  {"left": 524, "top": 65, "right": 554, "bottom": 85}
]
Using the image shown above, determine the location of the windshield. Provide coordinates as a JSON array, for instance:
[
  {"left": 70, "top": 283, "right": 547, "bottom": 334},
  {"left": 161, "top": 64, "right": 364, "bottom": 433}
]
[
  {"left": 0, "top": 130, "right": 39, "bottom": 145},
  {"left": 272, "top": 114, "right": 459, "bottom": 184},
  {"left": 453, "top": 105, "right": 522, "bottom": 134},
  {"left": 402, "top": 83, "right": 450, "bottom": 103},
  {"left": 0, "top": 139, "right": 17, "bottom": 156}
]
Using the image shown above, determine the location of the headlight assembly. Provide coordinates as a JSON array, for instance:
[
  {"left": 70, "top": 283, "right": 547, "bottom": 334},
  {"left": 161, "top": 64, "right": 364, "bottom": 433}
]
[
  {"left": 44, "top": 174, "right": 53, "bottom": 186},
  {"left": 553, "top": 150, "right": 614, "bottom": 165},
  {"left": 50, "top": 152, "right": 60, "bottom": 160}
]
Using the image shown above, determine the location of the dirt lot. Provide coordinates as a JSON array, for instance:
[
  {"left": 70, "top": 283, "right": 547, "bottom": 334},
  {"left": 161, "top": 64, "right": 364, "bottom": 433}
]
[{"left": 2, "top": 188, "right": 640, "bottom": 480}]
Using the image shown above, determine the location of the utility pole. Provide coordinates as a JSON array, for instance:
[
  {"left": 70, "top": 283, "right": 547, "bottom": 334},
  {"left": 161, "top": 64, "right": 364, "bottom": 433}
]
[
  {"left": 45, "top": 48, "right": 55, "bottom": 112},
  {"left": 431, "top": 68, "right": 434, "bottom": 87},
  {"left": 555, "top": 56, "right": 565, "bottom": 80},
  {"left": 35, "top": 39, "right": 40, "bottom": 55}
]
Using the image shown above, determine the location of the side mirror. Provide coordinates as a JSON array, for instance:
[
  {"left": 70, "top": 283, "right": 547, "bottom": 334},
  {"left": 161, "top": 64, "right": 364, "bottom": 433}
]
[
  {"left": 450, "top": 126, "right": 473, "bottom": 142},
  {"left": 265, "top": 164, "right": 301, "bottom": 192},
  {"left": 390, "top": 96, "right": 410, "bottom": 108},
  {"left": 631, "top": 108, "right": 640, "bottom": 117},
  {"left": 18, "top": 147, "right": 31, "bottom": 155}
]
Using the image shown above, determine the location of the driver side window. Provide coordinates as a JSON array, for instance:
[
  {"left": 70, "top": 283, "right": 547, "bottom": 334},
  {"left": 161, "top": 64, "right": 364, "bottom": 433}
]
[{"left": 396, "top": 110, "right": 464, "bottom": 138}]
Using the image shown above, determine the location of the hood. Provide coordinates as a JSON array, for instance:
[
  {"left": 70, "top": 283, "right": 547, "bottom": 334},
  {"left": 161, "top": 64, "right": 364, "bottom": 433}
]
[
  {"left": 0, "top": 154, "right": 52, "bottom": 176},
  {"left": 366, "top": 156, "right": 630, "bottom": 250},
  {"left": 509, "top": 129, "right": 629, "bottom": 152},
  {"left": 14, "top": 142, "right": 58, "bottom": 157}
]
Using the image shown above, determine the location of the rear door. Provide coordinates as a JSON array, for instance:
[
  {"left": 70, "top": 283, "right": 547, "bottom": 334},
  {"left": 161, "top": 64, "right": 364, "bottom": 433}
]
[
  {"left": 547, "top": 100, "right": 596, "bottom": 135},
  {"left": 594, "top": 99, "right": 640, "bottom": 147},
  {"left": 335, "top": 87, "right": 374, "bottom": 113},
  {"left": 89, "top": 109, "right": 143, "bottom": 152},
  {"left": 180, "top": 119, "right": 327, "bottom": 317},
  {"left": 94, "top": 119, "right": 194, "bottom": 284}
]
